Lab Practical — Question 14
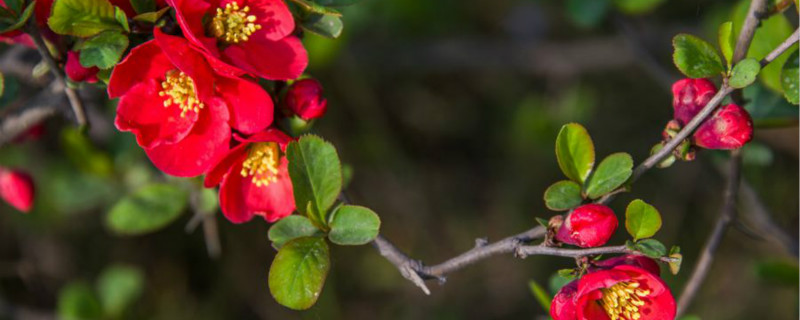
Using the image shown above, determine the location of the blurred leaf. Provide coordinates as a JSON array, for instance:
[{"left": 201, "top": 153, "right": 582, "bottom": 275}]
[
  {"left": 78, "top": 30, "right": 129, "bottom": 69},
  {"left": 679, "top": 316, "right": 701, "bottom": 320},
  {"left": 0, "top": 74, "right": 17, "bottom": 106},
  {"left": 0, "top": 71, "right": 4, "bottom": 97},
  {"left": 269, "top": 237, "right": 330, "bottom": 310},
  {"left": 625, "top": 199, "right": 662, "bottom": 241},
  {"left": 548, "top": 272, "right": 575, "bottom": 296},
  {"left": 566, "top": 0, "right": 608, "bottom": 28},
  {"left": 672, "top": 34, "right": 725, "bottom": 78},
  {"left": 312, "top": 0, "right": 361, "bottom": 6},
  {"left": 300, "top": 13, "right": 343, "bottom": 39},
  {"left": 106, "top": 183, "right": 188, "bottom": 235},
  {"left": 0, "top": 1, "right": 34, "bottom": 33},
  {"left": 555, "top": 123, "right": 595, "bottom": 183},
  {"left": 732, "top": 0, "right": 794, "bottom": 92},
  {"left": 196, "top": 187, "right": 219, "bottom": 214},
  {"left": 60, "top": 128, "right": 113, "bottom": 177},
  {"left": 129, "top": 0, "right": 156, "bottom": 14},
  {"left": 755, "top": 259, "right": 799, "bottom": 287},
  {"left": 3, "top": 0, "right": 23, "bottom": 13},
  {"left": 780, "top": 49, "right": 798, "bottom": 105},
  {"left": 57, "top": 282, "right": 103, "bottom": 320},
  {"left": 741, "top": 142, "right": 774, "bottom": 166},
  {"left": 584, "top": 152, "right": 633, "bottom": 199},
  {"left": 634, "top": 239, "right": 667, "bottom": 258},
  {"left": 528, "top": 280, "right": 551, "bottom": 312},
  {"left": 96, "top": 264, "right": 144, "bottom": 317},
  {"left": 728, "top": 58, "right": 761, "bottom": 89},
  {"left": 48, "top": 0, "right": 127, "bottom": 37},
  {"left": 543, "top": 180, "right": 583, "bottom": 211},
  {"left": 328, "top": 205, "right": 380, "bottom": 245},
  {"left": 268, "top": 215, "right": 322, "bottom": 249},
  {"left": 132, "top": 6, "right": 169, "bottom": 24},
  {"left": 742, "top": 82, "right": 798, "bottom": 127},
  {"left": 286, "top": 135, "right": 343, "bottom": 228},
  {"left": 612, "top": 0, "right": 665, "bottom": 14},
  {"left": 290, "top": 0, "right": 341, "bottom": 16},
  {"left": 718, "top": 21, "right": 734, "bottom": 69}
]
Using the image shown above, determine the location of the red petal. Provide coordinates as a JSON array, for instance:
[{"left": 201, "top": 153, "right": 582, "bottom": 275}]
[
  {"left": 222, "top": 36, "right": 308, "bottom": 80},
  {"left": 693, "top": 104, "right": 754, "bottom": 150},
  {"left": 242, "top": 157, "right": 295, "bottom": 222},
  {"left": 114, "top": 80, "right": 198, "bottom": 148},
  {"left": 65, "top": 51, "right": 99, "bottom": 83},
  {"left": 219, "top": 156, "right": 256, "bottom": 223},
  {"left": 240, "top": 127, "right": 294, "bottom": 150},
  {"left": 0, "top": 169, "right": 34, "bottom": 212},
  {"left": 228, "top": 0, "right": 295, "bottom": 41},
  {"left": 550, "top": 280, "right": 579, "bottom": 320},
  {"left": 204, "top": 142, "right": 249, "bottom": 187},
  {"left": 153, "top": 29, "right": 215, "bottom": 101},
  {"left": 167, "top": 0, "right": 219, "bottom": 55},
  {"left": 108, "top": 40, "right": 174, "bottom": 98},
  {"left": 216, "top": 76, "right": 273, "bottom": 134}
]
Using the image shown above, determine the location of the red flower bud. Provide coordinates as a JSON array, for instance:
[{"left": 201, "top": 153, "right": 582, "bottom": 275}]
[
  {"left": 555, "top": 204, "right": 618, "bottom": 248},
  {"left": 590, "top": 254, "right": 661, "bottom": 276},
  {"left": 693, "top": 104, "right": 753, "bottom": 150},
  {"left": 671, "top": 78, "right": 716, "bottom": 126},
  {"left": 65, "top": 51, "right": 99, "bottom": 83},
  {"left": 0, "top": 168, "right": 34, "bottom": 212},
  {"left": 284, "top": 79, "right": 328, "bottom": 120}
]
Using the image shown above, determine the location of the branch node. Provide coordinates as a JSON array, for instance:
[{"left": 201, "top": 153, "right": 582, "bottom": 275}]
[{"left": 474, "top": 237, "right": 489, "bottom": 248}]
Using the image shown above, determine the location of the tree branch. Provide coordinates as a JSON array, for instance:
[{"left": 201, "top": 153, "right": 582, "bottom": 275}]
[
  {"left": 760, "top": 27, "right": 799, "bottom": 67},
  {"left": 0, "top": 83, "right": 64, "bottom": 146}
]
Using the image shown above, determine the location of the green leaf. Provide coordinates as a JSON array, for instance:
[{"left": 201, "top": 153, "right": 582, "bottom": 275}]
[
  {"left": 78, "top": 31, "right": 129, "bottom": 69},
  {"left": 625, "top": 199, "right": 662, "bottom": 241},
  {"left": 731, "top": 0, "right": 794, "bottom": 93},
  {"left": 3, "top": 0, "right": 23, "bottom": 13},
  {"left": 290, "top": 0, "right": 342, "bottom": 16},
  {"left": 196, "top": 188, "right": 219, "bottom": 214},
  {"left": 612, "top": 0, "right": 665, "bottom": 14},
  {"left": 286, "top": 135, "right": 343, "bottom": 227},
  {"left": 566, "top": 0, "right": 608, "bottom": 28},
  {"left": 269, "top": 237, "right": 330, "bottom": 310},
  {"left": 634, "top": 239, "right": 667, "bottom": 258},
  {"left": 555, "top": 123, "right": 595, "bottom": 183},
  {"left": 672, "top": 34, "right": 725, "bottom": 78},
  {"left": 0, "top": 1, "right": 34, "bottom": 33},
  {"left": 584, "top": 152, "right": 633, "bottom": 199},
  {"left": 679, "top": 315, "right": 701, "bottom": 320},
  {"left": 106, "top": 183, "right": 188, "bottom": 235},
  {"left": 528, "top": 280, "right": 551, "bottom": 312},
  {"left": 718, "top": 21, "right": 734, "bottom": 69},
  {"left": 129, "top": 0, "right": 156, "bottom": 14},
  {"left": 96, "top": 265, "right": 144, "bottom": 317},
  {"left": 543, "top": 180, "right": 583, "bottom": 211},
  {"left": 548, "top": 272, "right": 576, "bottom": 296},
  {"left": 328, "top": 205, "right": 381, "bottom": 245},
  {"left": 268, "top": 215, "right": 322, "bottom": 249},
  {"left": 48, "top": 0, "right": 127, "bottom": 37},
  {"left": 300, "top": 12, "right": 343, "bottom": 39},
  {"left": 649, "top": 143, "right": 675, "bottom": 168},
  {"left": 780, "top": 49, "right": 798, "bottom": 105},
  {"left": 132, "top": 6, "right": 170, "bottom": 24},
  {"left": 114, "top": 6, "right": 129, "bottom": 32},
  {"left": 755, "top": 259, "right": 799, "bottom": 286},
  {"left": 57, "top": 282, "right": 103, "bottom": 320},
  {"left": 728, "top": 58, "right": 761, "bottom": 89},
  {"left": 535, "top": 217, "right": 549, "bottom": 227},
  {"left": 668, "top": 252, "right": 682, "bottom": 275},
  {"left": 312, "top": 0, "right": 362, "bottom": 6}
]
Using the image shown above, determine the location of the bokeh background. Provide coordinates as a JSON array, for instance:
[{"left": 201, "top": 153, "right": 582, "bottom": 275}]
[{"left": 0, "top": 0, "right": 798, "bottom": 319}]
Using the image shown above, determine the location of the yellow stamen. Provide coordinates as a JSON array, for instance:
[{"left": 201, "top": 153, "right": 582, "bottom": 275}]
[
  {"left": 240, "top": 142, "right": 280, "bottom": 187},
  {"left": 599, "top": 281, "right": 650, "bottom": 320},
  {"left": 209, "top": 2, "right": 261, "bottom": 43},
  {"left": 158, "top": 70, "right": 203, "bottom": 117}
]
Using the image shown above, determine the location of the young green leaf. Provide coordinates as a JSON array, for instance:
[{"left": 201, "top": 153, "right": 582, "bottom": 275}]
[
  {"left": 0, "top": 1, "right": 34, "bottom": 33},
  {"left": 57, "top": 282, "right": 103, "bottom": 320},
  {"left": 584, "top": 152, "right": 633, "bottom": 199},
  {"left": 286, "top": 135, "right": 343, "bottom": 227},
  {"left": 96, "top": 265, "right": 144, "bottom": 317},
  {"left": 269, "top": 237, "right": 330, "bottom": 310},
  {"left": 731, "top": 1, "right": 794, "bottom": 93},
  {"left": 291, "top": 0, "right": 342, "bottom": 16},
  {"left": 328, "top": 205, "right": 381, "bottom": 245},
  {"left": 528, "top": 280, "right": 551, "bottom": 312},
  {"left": 625, "top": 199, "right": 662, "bottom": 241},
  {"left": 672, "top": 34, "right": 725, "bottom": 78},
  {"left": 543, "top": 180, "right": 583, "bottom": 211},
  {"left": 634, "top": 239, "right": 667, "bottom": 258},
  {"left": 612, "top": 0, "right": 665, "bottom": 14},
  {"left": 132, "top": 6, "right": 170, "bottom": 24},
  {"left": 555, "top": 123, "right": 595, "bottom": 183},
  {"left": 129, "top": 0, "right": 156, "bottom": 14},
  {"left": 106, "top": 183, "right": 188, "bottom": 235},
  {"left": 728, "top": 58, "right": 761, "bottom": 89},
  {"left": 268, "top": 215, "right": 322, "bottom": 249},
  {"left": 780, "top": 50, "right": 798, "bottom": 105},
  {"left": 718, "top": 21, "right": 734, "bottom": 69},
  {"left": 300, "top": 13, "right": 343, "bottom": 39},
  {"left": 78, "top": 31, "right": 129, "bottom": 69},
  {"left": 668, "top": 252, "right": 682, "bottom": 275},
  {"left": 48, "top": 0, "right": 128, "bottom": 37}
]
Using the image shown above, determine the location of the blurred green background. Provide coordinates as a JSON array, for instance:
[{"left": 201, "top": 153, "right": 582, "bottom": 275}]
[{"left": 0, "top": 0, "right": 798, "bottom": 319}]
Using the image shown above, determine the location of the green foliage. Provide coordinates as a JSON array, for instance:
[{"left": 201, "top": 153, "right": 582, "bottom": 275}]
[
  {"left": 728, "top": 58, "right": 761, "bottom": 89},
  {"left": 269, "top": 237, "right": 330, "bottom": 310},
  {"left": 543, "top": 180, "right": 583, "bottom": 211},
  {"left": 132, "top": 7, "right": 170, "bottom": 24},
  {"left": 672, "top": 34, "right": 725, "bottom": 78},
  {"left": 106, "top": 183, "right": 188, "bottom": 235},
  {"left": 743, "top": 82, "right": 799, "bottom": 127},
  {"left": 625, "top": 199, "right": 662, "bottom": 241},
  {"left": 612, "top": 0, "right": 665, "bottom": 14},
  {"left": 57, "top": 282, "right": 103, "bottom": 320},
  {"left": 291, "top": 0, "right": 342, "bottom": 16},
  {"left": 300, "top": 13, "right": 343, "bottom": 39},
  {"left": 286, "top": 135, "right": 343, "bottom": 228},
  {"left": 129, "top": 0, "right": 156, "bottom": 14},
  {"left": 732, "top": 0, "right": 794, "bottom": 93},
  {"left": 48, "top": 0, "right": 128, "bottom": 37},
  {"left": 548, "top": 272, "right": 575, "bottom": 296},
  {"left": 0, "top": 71, "right": 5, "bottom": 98},
  {"left": 668, "top": 246, "right": 682, "bottom": 275},
  {"left": 780, "top": 50, "right": 798, "bottom": 105},
  {"left": 528, "top": 279, "right": 551, "bottom": 312},
  {"left": 718, "top": 21, "right": 734, "bottom": 69},
  {"left": 633, "top": 239, "right": 667, "bottom": 258},
  {"left": 78, "top": 31, "right": 129, "bottom": 69},
  {"left": 555, "top": 123, "right": 595, "bottom": 183},
  {"left": 196, "top": 188, "right": 219, "bottom": 214},
  {"left": 268, "top": 215, "right": 322, "bottom": 248},
  {"left": 60, "top": 127, "right": 113, "bottom": 177},
  {"left": 312, "top": 0, "right": 362, "bottom": 6},
  {"left": 566, "top": 0, "right": 608, "bottom": 28},
  {"left": 584, "top": 152, "right": 633, "bottom": 199},
  {"left": 0, "top": 1, "right": 34, "bottom": 33},
  {"left": 650, "top": 143, "right": 676, "bottom": 168},
  {"left": 755, "top": 259, "right": 799, "bottom": 286},
  {"left": 96, "top": 265, "right": 144, "bottom": 317},
  {"left": 328, "top": 205, "right": 381, "bottom": 245}
]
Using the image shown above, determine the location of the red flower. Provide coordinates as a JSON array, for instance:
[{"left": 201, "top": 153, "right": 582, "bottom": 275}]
[
  {"left": 204, "top": 129, "right": 295, "bottom": 223},
  {"left": 555, "top": 204, "right": 618, "bottom": 248},
  {"left": 65, "top": 51, "right": 99, "bottom": 83},
  {"left": 551, "top": 264, "right": 675, "bottom": 320},
  {"left": 671, "top": 78, "right": 716, "bottom": 126},
  {"left": 693, "top": 103, "right": 753, "bottom": 150},
  {"left": 284, "top": 78, "right": 327, "bottom": 120},
  {"left": 591, "top": 254, "right": 660, "bottom": 276},
  {"left": 108, "top": 29, "right": 274, "bottom": 177},
  {"left": 168, "top": 0, "right": 308, "bottom": 80},
  {"left": 0, "top": 168, "right": 34, "bottom": 212}
]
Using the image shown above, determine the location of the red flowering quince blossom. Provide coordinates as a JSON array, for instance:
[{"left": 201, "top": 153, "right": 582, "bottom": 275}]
[
  {"left": 671, "top": 78, "right": 717, "bottom": 126},
  {"left": 284, "top": 78, "right": 328, "bottom": 120},
  {"left": 0, "top": 168, "right": 35, "bottom": 212},
  {"left": 65, "top": 51, "right": 99, "bottom": 83},
  {"left": 205, "top": 129, "right": 295, "bottom": 223},
  {"left": 692, "top": 103, "right": 753, "bottom": 150},
  {"left": 555, "top": 204, "right": 618, "bottom": 248},
  {"left": 108, "top": 29, "right": 273, "bottom": 177},
  {"left": 551, "top": 260, "right": 675, "bottom": 320},
  {"left": 168, "top": 0, "right": 308, "bottom": 80}
]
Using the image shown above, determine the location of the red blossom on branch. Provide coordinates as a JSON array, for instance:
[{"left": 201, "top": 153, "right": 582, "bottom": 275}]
[
  {"left": 0, "top": 168, "right": 35, "bottom": 212},
  {"left": 693, "top": 103, "right": 754, "bottom": 150},
  {"left": 555, "top": 204, "right": 618, "bottom": 248},
  {"left": 671, "top": 78, "right": 717, "bottom": 126},
  {"left": 284, "top": 78, "right": 327, "bottom": 120},
  {"left": 65, "top": 51, "right": 99, "bottom": 83}
]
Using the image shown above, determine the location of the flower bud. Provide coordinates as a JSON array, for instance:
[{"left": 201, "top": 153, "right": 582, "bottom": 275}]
[
  {"left": 672, "top": 78, "right": 716, "bottom": 125},
  {"left": 65, "top": 51, "right": 98, "bottom": 83},
  {"left": 555, "top": 204, "right": 618, "bottom": 248},
  {"left": 693, "top": 104, "right": 753, "bottom": 150},
  {"left": 0, "top": 168, "right": 35, "bottom": 212},
  {"left": 550, "top": 280, "right": 578, "bottom": 320},
  {"left": 283, "top": 79, "right": 327, "bottom": 121},
  {"left": 590, "top": 254, "right": 660, "bottom": 275}
]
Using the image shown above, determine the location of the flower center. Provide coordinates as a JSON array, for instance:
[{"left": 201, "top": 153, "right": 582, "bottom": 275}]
[
  {"left": 240, "top": 142, "right": 281, "bottom": 187},
  {"left": 158, "top": 70, "right": 203, "bottom": 117},
  {"left": 209, "top": 2, "right": 261, "bottom": 43},
  {"left": 599, "top": 281, "right": 651, "bottom": 320}
]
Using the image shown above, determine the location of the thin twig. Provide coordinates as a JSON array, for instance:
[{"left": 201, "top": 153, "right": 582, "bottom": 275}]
[
  {"left": 0, "top": 83, "right": 64, "bottom": 146},
  {"left": 734, "top": 0, "right": 769, "bottom": 63},
  {"left": 515, "top": 245, "right": 629, "bottom": 259},
  {"left": 760, "top": 27, "right": 800, "bottom": 67}
]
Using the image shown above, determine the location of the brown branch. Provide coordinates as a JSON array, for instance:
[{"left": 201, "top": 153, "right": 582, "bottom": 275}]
[
  {"left": 515, "top": 244, "right": 629, "bottom": 259},
  {"left": 734, "top": 0, "right": 769, "bottom": 64}
]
